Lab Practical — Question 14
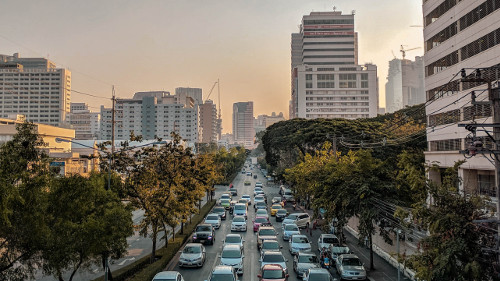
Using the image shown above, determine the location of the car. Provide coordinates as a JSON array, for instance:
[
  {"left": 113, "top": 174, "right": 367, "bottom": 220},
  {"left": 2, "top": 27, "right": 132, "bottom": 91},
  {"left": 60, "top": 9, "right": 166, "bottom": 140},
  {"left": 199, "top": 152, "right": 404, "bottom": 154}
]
[
  {"left": 293, "top": 252, "right": 320, "bottom": 277},
  {"left": 270, "top": 204, "right": 283, "bottom": 216},
  {"left": 253, "top": 216, "right": 271, "bottom": 232},
  {"left": 212, "top": 206, "right": 227, "bottom": 220},
  {"left": 192, "top": 224, "right": 215, "bottom": 245},
  {"left": 329, "top": 244, "right": 350, "bottom": 265},
  {"left": 282, "top": 223, "right": 301, "bottom": 241},
  {"left": 244, "top": 181, "right": 251, "bottom": 185},
  {"left": 233, "top": 203, "right": 248, "bottom": 219},
  {"left": 258, "top": 264, "right": 289, "bottom": 281},
  {"left": 256, "top": 209, "right": 269, "bottom": 219},
  {"left": 254, "top": 174, "right": 258, "bottom": 179},
  {"left": 237, "top": 198, "right": 249, "bottom": 208},
  {"left": 255, "top": 182, "right": 263, "bottom": 188},
  {"left": 178, "top": 243, "right": 206, "bottom": 268},
  {"left": 152, "top": 271, "right": 185, "bottom": 281},
  {"left": 220, "top": 244, "right": 244, "bottom": 275},
  {"left": 302, "top": 268, "right": 334, "bottom": 281},
  {"left": 318, "top": 234, "right": 340, "bottom": 252},
  {"left": 205, "top": 265, "right": 239, "bottom": 281},
  {"left": 272, "top": 197, "right": 282, "bottom": 205},
  {"left": 231, "top": 215, "right": 247, "bottom": 232},
  {"left": 204, "top": 214, "right": 222, "bottom": 229},
  {"left": 254, "top": 187, "right": 264, "bottom": 195},
  {"left": 282, "top": 189, "right": 295, "bottom": 202},
  {"left": 241, "top": 195, "right": 251, "bottom": 205},
  {"left": 254, "top": 201, "right": 267, "bottom": 211},
  {"left": 289, "top": 234, "right": 312, "bottom": 255},
  {"left": 221, "top": 193, "right": 231, "bottom": 201},
  {"left": 260, "top": 251, "right": 288, "bottom": 274},
  {"left": 223, "top": 233, "right": 245, "bottom": 250},
  {"left": 260, "top": 239, "right": 282, "bottom": 254},
  {"left": 335, "top": 254, "right": 367, "bottom": 281},
  {"left": 257, "top": 226, "right": 279, "bottom": 249},
  {"left": 254, "top": 195, "right": 266, "bottom": 205},
  {"left": 282, "top": 213, "right": 311, "bottom": 229},
  {"left": 246, "top": 172, "right": 252, "bottom": 176},
  {"left": 230, "top": 189, "right": 238, "bottom": 196},
  {"left": 220, "top": 199, "right": 231, "bottom": 210},
  {"left": 275, "top": 209, "right": 288, "bottom": 222}
]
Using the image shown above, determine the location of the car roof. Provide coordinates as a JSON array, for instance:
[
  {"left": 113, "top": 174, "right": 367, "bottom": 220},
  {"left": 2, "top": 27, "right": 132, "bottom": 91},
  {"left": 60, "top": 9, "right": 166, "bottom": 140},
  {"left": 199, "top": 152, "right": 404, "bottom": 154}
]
[
  {"left": 307, "top": 268, "right": 330, "bottom": 274},
  {"left": 340, "top": 254, "right": 359, "bottom": 259},
  {"left": 321, "top": 234, "right": 337, "bottom": 238},
  {"left": 212, "top": 265, "right": 234, "bottom": 274},
  {"left": 225, "top": 234, "right": 241, "bottom": 238},
  {"left": 277, "top": 209, "right": 287, "bottom": 212},
  {"left": 259, "top": 226, "right": 274, "bottom": 230},
  {"left": 263, "top": 251, "right": 283, "bottom": 256},
  {"left": 232, "top": 215, "right": 245, "bottom": 220},
  {"left": 153, "top": 271, "right": 179, "bottom": 278},
  {"left": 185, "top": 243, "right": 202, "bottom": 248},
  {"left": 198, "top": 223, "right": 212, "bottom": 227},
  {"left": 242, "top": 194, "right": 250, "bottom": 197},
  {"left": 235, "top": 203, "right": 246, "bottom": 206},
  {"left": 291, "top": 234, "right": 307, "bottom": 239},
  {"left": 206, "top": 213, "right": 219, "bottom": 217},
  {"left": 297, "top": 251, "right": 315, "bottom": 256},
  {"left": 223, "top": 244, "right": 242, "bottom": 251},
  {"left": 262, "top": 264, "right": 284, "bottom": 271}
]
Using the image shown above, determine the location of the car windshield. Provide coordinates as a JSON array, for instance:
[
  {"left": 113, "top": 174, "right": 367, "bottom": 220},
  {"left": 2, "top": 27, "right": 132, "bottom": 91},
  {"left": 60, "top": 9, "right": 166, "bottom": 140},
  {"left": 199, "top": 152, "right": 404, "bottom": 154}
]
[
  {"left": 222, "top": 249, "right": 241, "bottom": 258},
  {"left": 207, "top": 215, "right": 219, "bottom": 221},
  {"left": 256, "top": 210, "right": 267, "bottom": 216},
  {"left": 323, "top": 237, "right": 340, "bottom": 244},
  {"left": 272, "top": 205, "right": 282, "bottom": 209},
  {"left": 210, "top": 274, "right": 235, "bottom": 281},
  {"left": 277, "top": 209, "right": 287, "bottom": 214},
  {"left": 183, "top": 246, "right": 201, "bottom": 253},
  {"left": 225, "top": 236, "right": 241, "bottom": 243},
  {"left": 273, "top": 197, "right": 281, "bottom": 201},
  {"left": 256, "top": 202, "right": 266, "bottom": 206},
  {"left": 262, "top": 241, "right": 280, "bottom": 250},
  {"left": 298, "top": 255, "right": 318, "bottom": 263},
  {"left": 262, "top": 269, "right": 285, "bottom": 278},
  {"left": 287, "top": 214, "right": 298, "bottom": 220},
  {"left": 256, "top": 196, "right": 264, "bottom": 199},
  {"left": 255, "top": 217, "right": 268, "bottom": 223},
  {"left": 263, "top": 254, "right": 285, "bottom": 262},
  {"left": 242, "top": 195, "right": 250, "bottom": 199},
  {"left": 343, "top": 258, "right": 362, "bottom": 266},
  {"left": 284, "top": 191, "right": 292, "bottom": 195},
  {"left": 285, "top": 225, "right": 299, "bottom": 231},
  {"left": 196, "top": 225, "right": 211, "bottom": 232},
  {"left": 308, "top": 273, "right": 331, "bottom": 281},
  {"left": 259, "top": 229, "right": 276, "bottom": 236},
  {"left": 213, "top": 207, "right": 225, "bottom": 212},
  {"left": 292, "top": 236, "right": 309, "bottom": 243},
  {"left": 238, "top": 199, "right": 247, "bottom": 203},
  {"left": 221, "top": 199, "right": 230, "bottom": 204},
  {"left": 233, "top": 217, "right": 245, "bottom": 222},
  {"left": 235, "top": 205, "right": 246, "bottom": 210}
]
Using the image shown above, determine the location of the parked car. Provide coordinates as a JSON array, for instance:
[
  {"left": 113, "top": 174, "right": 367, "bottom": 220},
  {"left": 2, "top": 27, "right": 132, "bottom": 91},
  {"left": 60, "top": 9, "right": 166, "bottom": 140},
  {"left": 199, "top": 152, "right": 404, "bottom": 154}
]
[
  {"left": 192, "top": 224, "right": 215, "bottom": 245},
  {"left": 253, "top": 216, "right": 271, "bottom": 232},
  {"left": 257, "top": 226, "right": 279, "bottom": 249},
  {"left": 302, "top": 268, "right": 334, "bottom": 281},
  {"left": 231, "top": 215, "right": 247, "bottom": 232},
  {"left": 254, "top": 201, "right": 267, "bottom": 211},
  {"left": 220, "top": 244, "right": 244, "bottom": 275},
  {"left": 275, "top": 209, "right": 288, "bottom": 222},
  {"left": 152, "top": 271, "right": 185, "bottom": 281},
  {"left": 260, "top": 240, "right": 282, "bottom": 254},
  {"left": 318, "top": 234, "right": 340, "bottom": 252},
  {"left": 289, "top": 234, "right": 312, "bottom": 255},
  {"left": 282, "top": 223, "right": 301, "bottom": 241},
  {"left": 212, "top": 206, "right": 227, "bottom": 220},
  {"left": 282, "top": 213, "right": 310, "bottom": 229},
  {"left": 260, "top": 251, "right": 288, "bottom": 274},
  {"left": 223, "top": 233, "right": 245, "bottom": 250},
  {"left": 256, "top": 209, "right": 269, "bottom": 219},
  {"left": 205, "top": 265, "right": 239, "bottom": 281},
  {"left": 233, "top": 203, "right": 248, "bottom": 219},
  {"left": 293, "top": 252, "right": 320, "bottom": 277},
  {"left": 178, "top": 243, "right": 206, "bottom": 268},
  {"left": 258, "top": 264, "right": 288, "bottom": 281},
  {"left": 204, "top": 214, "right": 222, "bottom": 229},
  {"left": 270, "top": 204, "right": 283, "bottom": 216},
  {"left": 335, "top": 254, "right": 367, "bottom": 281}
]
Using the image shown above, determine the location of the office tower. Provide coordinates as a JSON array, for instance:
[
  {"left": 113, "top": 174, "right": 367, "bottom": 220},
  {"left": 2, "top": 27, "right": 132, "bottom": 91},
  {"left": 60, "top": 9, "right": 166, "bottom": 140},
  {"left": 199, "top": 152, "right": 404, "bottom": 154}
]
[
  {"left": 0, "top": 53, "right": 71, "bottom": 126},
  {"left": 290, "top": 11, "right": 378, "bottom": 119},
  {"left": 385, "top": 57, "right": 425, "bottom": 113},
  {"left": 67, "top": 103, "right": 100, "bottom": 139},
  {"left": 423, "top": 0, "right": 500, "bottom": 198},
  {"left": 233, "top": 102, "right": 255, "bottom": 148},
  {"left": 199, "top": 100, "right": 218, "bottom": 143}
]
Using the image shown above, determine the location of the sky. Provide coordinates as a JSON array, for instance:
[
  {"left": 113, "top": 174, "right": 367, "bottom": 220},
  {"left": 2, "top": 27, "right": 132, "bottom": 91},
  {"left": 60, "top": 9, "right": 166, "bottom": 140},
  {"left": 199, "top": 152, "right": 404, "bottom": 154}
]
[{"left": 0, "top": 0, "right": 424, "bottom": 133}]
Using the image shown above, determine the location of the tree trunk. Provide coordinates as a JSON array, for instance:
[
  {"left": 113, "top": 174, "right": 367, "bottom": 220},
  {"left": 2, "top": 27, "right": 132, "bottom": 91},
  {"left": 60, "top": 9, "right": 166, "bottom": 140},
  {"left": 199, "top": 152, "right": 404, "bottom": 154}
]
[
  {"left": 172, "top": 226, "right": 175, "bottom": 241},
  {"left": 369, "top": 233, "right": 374, "bottom": 270},
  {"left": 151, "top": 225, "right": 157, "bottom": 263},
  {"left": 181, "top": 221, "right": 184, "bottom": 235}
]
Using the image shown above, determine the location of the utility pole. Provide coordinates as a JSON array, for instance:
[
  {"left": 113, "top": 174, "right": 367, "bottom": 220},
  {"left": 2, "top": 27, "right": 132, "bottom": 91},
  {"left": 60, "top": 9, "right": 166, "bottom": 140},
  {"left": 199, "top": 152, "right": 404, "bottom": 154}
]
[
  {"left": 111, "top": 85, "right": 116, "bottom": 155},
  {"left": 490, "top": 82, "right": 500, "bottom": 265}
]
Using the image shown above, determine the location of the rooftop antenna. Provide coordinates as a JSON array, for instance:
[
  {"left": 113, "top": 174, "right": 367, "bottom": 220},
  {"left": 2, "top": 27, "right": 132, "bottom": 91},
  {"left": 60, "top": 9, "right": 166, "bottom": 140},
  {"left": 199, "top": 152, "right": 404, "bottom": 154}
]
[
  {"left": 333, "top": 6, "right": 336, "bottom": 11},
  {"left": 352, "top": 10, "right": 356, "bottom": 15}
]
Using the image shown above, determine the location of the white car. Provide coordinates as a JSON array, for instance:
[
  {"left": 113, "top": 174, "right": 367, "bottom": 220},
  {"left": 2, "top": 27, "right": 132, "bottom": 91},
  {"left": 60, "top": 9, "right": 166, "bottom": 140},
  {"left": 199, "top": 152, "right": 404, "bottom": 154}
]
[
  {"left": 289, "top": 234, "right": 312, "bottom": 255},
  {"left": 336, "top": 254, "right": 367, "bottom": 281},
  {"left": 282, "top": 223, "right": 301, "bottom": 241},
  {"left": 254, "top": 195, "right": 266, "bottom": 205},
  {"left": 255, "top": 209, "right": 269, "bottom": 219},
  {"left": 260, "top": 251, "right": 288, "bottom": 274},
  {"left": 282, "top": 213, "right": 310, "bottom": 229},
  {"left": 241, "top": 195, "right": 251, "bottom": 205},
  {"left": 231, "top": 216, "right": 247, "bottom": 232},
  {"left": 318, "top": 234, "right": 340, "bottom": 252},
  {"left": 204, "top": 214, "right": 221, "bottom": 229},
  {"left": 260, "top": 240, "right": 282, "bottom": 254},
  {"left": 205, "top": 265, "right": 238, "bottom": 281},
  {"left": 178, "top": 243, "right": 206, "bottom": 268},
  {"left": 220, "top": 244, "right": 244, "bottom": 275},
  {"left": 152, "top": 271, "right": 185, "bottom": 281},
  {"left": 223, "top": 234, "right": 245, "bottom": 250},
  {"left": 233, "top": 203, "right": 248, "bottom": 219},
  {"left": 302, "top": 268, "right": 334, "bottom": 281}
]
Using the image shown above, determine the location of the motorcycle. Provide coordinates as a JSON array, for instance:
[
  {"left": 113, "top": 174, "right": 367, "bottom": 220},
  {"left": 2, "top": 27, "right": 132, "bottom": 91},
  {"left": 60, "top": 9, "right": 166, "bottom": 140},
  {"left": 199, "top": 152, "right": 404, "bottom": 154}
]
[{"left": 321, "top": 256, "right": 331, "bottom": 269}]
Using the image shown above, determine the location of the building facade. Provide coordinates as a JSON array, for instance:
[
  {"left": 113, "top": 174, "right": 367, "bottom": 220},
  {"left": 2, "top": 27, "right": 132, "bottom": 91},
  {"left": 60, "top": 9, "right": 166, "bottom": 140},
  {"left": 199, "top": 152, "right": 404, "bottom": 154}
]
[
  {"left": 67, "top": 103, "right": 100, "bottom": 139},
  {"left": 199, "top": 99, "right": 218, "bottom": 143},
  {"left": 100, "top": 91, "right": 198, "bottom": 143},
  {"left": 232, "top": 102, "right": 255, "bottom": 148},
  {"left": 0, "top": 53, "right": 71, "bottom": 126},
  {"left": 385, "top": 57, "right": 425, "bottom": 113},
  {"left": 290, "top": 11, "right": 379, "bottom": 119},
  {"left": 254, "top": 112, "right": 286, "bottom": 133},
  {"left": 423, "top": 0, "right": 500, "bottom": 203}
]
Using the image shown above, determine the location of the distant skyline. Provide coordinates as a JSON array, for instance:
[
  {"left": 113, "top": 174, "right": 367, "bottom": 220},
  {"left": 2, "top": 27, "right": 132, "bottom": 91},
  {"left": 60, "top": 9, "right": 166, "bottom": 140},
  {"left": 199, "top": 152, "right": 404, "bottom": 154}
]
[{"left": 0, "top": 0, "right": 424, "bottom": 133}]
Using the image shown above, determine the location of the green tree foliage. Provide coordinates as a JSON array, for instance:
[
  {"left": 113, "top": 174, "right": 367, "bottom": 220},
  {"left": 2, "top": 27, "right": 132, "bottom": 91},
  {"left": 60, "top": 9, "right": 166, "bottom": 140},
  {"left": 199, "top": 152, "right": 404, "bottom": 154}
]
[
  {"left": 42, "top": 173, "right": 133, "bottom": 281},
  {"left": 213, "top": 146, "right": 246, "bottom": 184}
]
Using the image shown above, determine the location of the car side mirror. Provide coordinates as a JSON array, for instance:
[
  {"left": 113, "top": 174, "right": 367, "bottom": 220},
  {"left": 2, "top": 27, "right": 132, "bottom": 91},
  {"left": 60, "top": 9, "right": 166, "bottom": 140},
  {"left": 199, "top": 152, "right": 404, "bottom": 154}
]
[
  {"left": 257, "top": 274, "right": 262, "bottom": 278},
  {"left": 259, "top": 258, "right": 262, "bottom": 262},
  {"left": 242, "top": 255, "right": 245, "bottom": 258},
  {"left": 280, "top": 245, "right": 283, "bottom": 248}
]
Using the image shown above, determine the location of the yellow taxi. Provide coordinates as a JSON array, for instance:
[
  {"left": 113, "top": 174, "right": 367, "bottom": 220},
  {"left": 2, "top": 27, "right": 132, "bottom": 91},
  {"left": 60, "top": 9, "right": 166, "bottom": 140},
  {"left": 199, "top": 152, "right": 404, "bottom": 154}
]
[{"left": 270, "top": 204, "right": 283, "bottom": 216}]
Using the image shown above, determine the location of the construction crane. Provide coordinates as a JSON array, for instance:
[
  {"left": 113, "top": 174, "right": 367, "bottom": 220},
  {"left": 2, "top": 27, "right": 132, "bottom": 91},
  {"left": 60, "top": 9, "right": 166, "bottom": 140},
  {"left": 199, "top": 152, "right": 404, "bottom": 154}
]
[
  {"left": 205, "top": 81, "right": 218, "bottom": 102},
  {"left": 400, "top": 45, "right": 421, "bottom": 60},
  {"left": 205, "top": 79, "right": 222, "bottom": 139}
]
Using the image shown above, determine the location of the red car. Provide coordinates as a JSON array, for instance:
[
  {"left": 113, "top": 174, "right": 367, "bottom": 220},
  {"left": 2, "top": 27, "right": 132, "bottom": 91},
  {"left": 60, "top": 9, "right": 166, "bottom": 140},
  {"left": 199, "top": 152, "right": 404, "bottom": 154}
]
[
  {"left": 253, "top": 216, "right": 270, "bottom": 232},
  {"left": 258, "top": 264, "right": 288, "bottom": 281}
]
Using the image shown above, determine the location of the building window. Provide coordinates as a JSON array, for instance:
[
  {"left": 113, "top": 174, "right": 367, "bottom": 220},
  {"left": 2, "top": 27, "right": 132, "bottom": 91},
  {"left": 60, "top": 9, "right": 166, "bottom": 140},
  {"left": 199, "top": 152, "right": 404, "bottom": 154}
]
[
  {"left": 429, "top": 138, "right": 462, "bottom": 151},
  {"left": 317, "top": 74, "right": 335, "bottom": 88},
  {"left": 339, "top": 74, "right": 357, "bottom": 88},
  {"left": 478, "top": 173, "right": 496, "bottom": 197}
]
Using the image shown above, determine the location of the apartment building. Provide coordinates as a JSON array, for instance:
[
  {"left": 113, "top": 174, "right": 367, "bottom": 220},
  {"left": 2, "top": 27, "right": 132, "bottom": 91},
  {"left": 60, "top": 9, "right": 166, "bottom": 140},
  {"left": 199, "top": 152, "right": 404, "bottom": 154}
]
[
  {"left": 423, "top": 0, "right": 500, "bottom": 202},
  {"left": 233, "top": 102, "right": 255, "bottom": 148},
  {"left": 290, "top": 11, "right": 379, "bottom": 119},
  {"left": 0, "top": 53, "right": 71, "bottom": 126},
  {"left": 67, "top": 103, "right": 100, "bottom": 139},
  {"left": 199, "top": 99, "right": 218, "bottom": 143}
]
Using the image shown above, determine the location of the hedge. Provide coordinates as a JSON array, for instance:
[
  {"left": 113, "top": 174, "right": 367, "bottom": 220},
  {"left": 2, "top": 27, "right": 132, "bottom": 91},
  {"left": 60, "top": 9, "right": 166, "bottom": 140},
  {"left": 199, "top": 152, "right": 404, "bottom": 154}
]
[{"left": 91, "top": 199, "right": 217, "bottom": 281}]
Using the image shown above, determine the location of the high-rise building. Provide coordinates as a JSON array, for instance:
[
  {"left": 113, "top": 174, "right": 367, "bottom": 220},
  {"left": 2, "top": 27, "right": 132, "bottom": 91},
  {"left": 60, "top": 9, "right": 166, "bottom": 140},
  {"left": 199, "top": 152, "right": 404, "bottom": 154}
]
[
  {"left": 100, "top": 91, "right": 198, "bottom": 142},
  {"left": 67, "top": 103, "right": 100, "bottom": 139},
  {"left": 423, "top": 0, "right": 500, "bottom": 200},
  {"left": 290, "top": 11, "right": 378, "bottom": 119},
  {"left": 233, "top": 102, "right": 255, "bottom": 148},
  {"left": 385, "top": 57, "right": 425, "bottom": 113},
  {"left": 254, "top": 112, "right": 286, "bottom": 133},
  {"left": 175, "top": 87, "right": 203, "bottom": 105},
  {"left": 0, "top": 53, "right": 71, "bottom": 126},
  {"left": 199, "top": 100, "right": 218, "bottom": 143}
]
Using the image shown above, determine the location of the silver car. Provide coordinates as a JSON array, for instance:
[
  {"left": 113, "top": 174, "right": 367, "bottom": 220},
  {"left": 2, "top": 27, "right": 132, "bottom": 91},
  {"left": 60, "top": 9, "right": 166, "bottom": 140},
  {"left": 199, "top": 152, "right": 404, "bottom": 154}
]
[
  {"left": 289, "top": 234, "right": 312, "bottom": 255},
  {"left": 223, "top": 234, "right": 245, "bottom": 250},
  {"left": 260, "top": 240, "right": 282, "bottom": 254},
  {"left": 282, "top": 223, "right": 301, "bottom": 241},
  {"left": 204, "top": 214, "right": 221, "bottom": 229},
  {"left": 336, "top": 254, "right": 367, "bottom": 280},
  {"left": 302, "top": 268, "right": 334, "bottom": 281},
  {"left": 231, "top": 215, "right": 247, "bottom": 232},
  {"left": 317, "top": 234, "right": 340, "bottom": 252},
  {"left": 293, "top": 252, "right": 320, "bottom": 277},
  {"left": 178, "top": 243, "right": 206, "bottom": 268},
  {"left": 220, "top": 244, "right": 244, "bottom": 275}
]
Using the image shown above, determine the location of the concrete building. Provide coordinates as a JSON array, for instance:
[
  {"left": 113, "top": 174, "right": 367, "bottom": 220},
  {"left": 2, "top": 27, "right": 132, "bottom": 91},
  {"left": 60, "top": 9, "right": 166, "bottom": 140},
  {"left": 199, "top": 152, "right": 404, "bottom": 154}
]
[
  {"left": 423, "top": 0, "right": 500, "bottom": 203},
  {"left": 100, "top": 91, "right": 198, "bottom": 143},
  {"left": 67, "top": 103, "right": 100, "bottom": 139},
  {"left": 175, "top": 87, "right": 203, "bottom": 105},
  {"left": 199, "top": 99, "right": 218, "bottom": 143},
  {"left": 290, "top": 11, "right": 379, "bottom": 119},
  {"left": 233, "top": 102, "right": 255, "bottom": 148},
  {"left": 0, "top": 53, "right": 71, "bottom": 126},
  {"left": 254, "top": 112, "right": 286, "bottom": 133},
  {"left": 385, "top": 57, "right": 425, "bottom": 113}
]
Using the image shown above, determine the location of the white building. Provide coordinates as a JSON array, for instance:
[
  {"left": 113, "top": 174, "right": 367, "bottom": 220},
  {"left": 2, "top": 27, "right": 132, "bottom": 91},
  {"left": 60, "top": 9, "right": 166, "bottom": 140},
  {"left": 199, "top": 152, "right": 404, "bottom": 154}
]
[
  {"left": 233, "top": 102, "right": 255, "bottom": 148},
  {"left": 0, "top": 53, "right": 71, "bottom": 126},
  {"left": 254, "top": 112, "right": 286, "bottom": 133},
  {"left": 67, "top": 103, "right": 100, "bottom": 139},
  {"left": 290, "top": 11, "right": 379, "bottom": 119},
  {"left": 423, "top": 0, "right": 500, "bottom": 201},
  {"left": 385, "top": 57, "right": 425, "bottom": 113},
  {"left": 100, "top": 91, "right": 198, "bottom": 143}
]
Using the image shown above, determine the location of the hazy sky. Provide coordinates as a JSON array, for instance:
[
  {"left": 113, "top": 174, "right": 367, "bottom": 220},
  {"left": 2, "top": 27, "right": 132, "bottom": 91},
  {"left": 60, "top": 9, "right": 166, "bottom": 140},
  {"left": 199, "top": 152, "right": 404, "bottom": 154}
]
[{"left": 1, "top": 0, "right": 424, "bottom": 133}]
